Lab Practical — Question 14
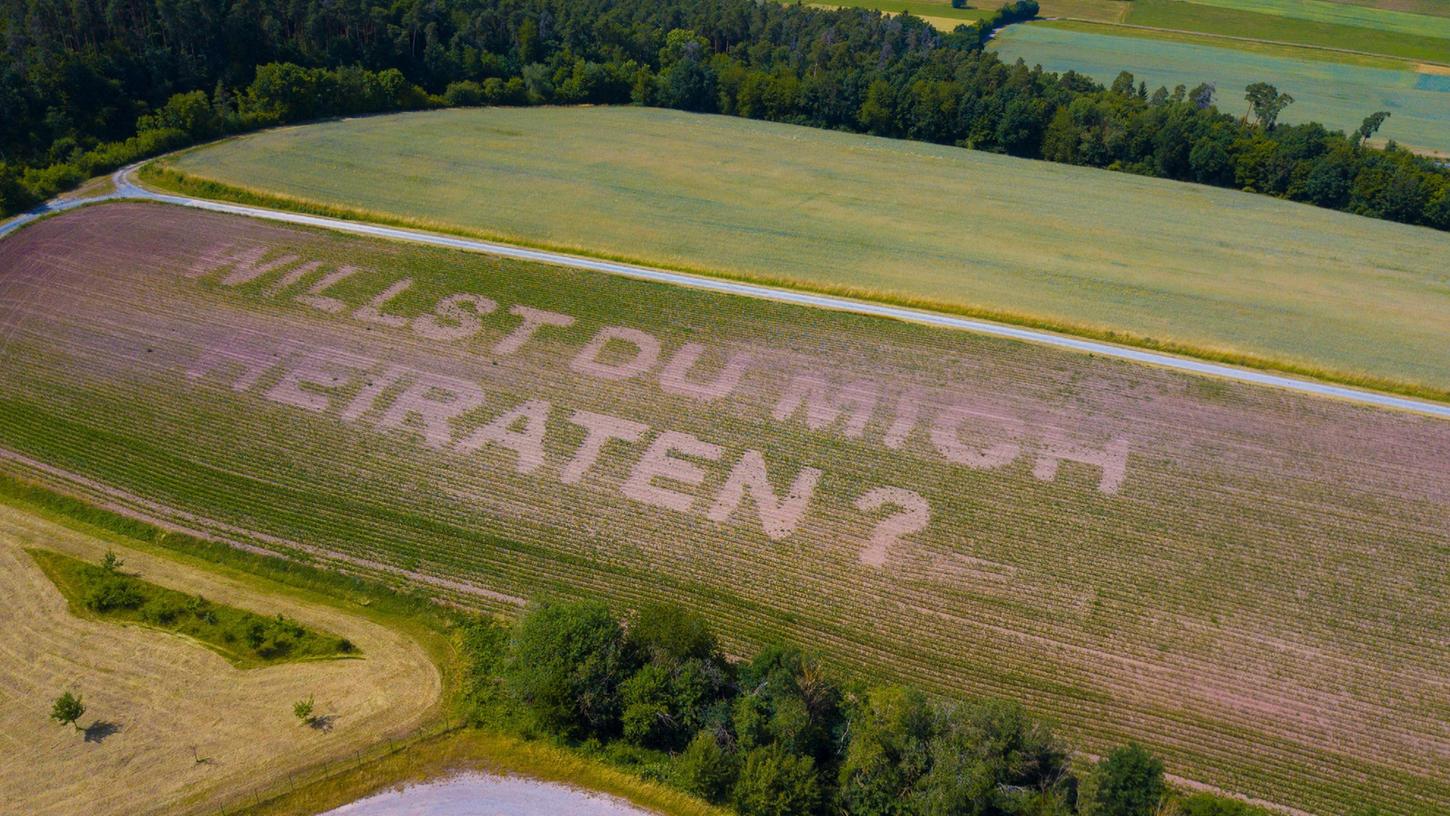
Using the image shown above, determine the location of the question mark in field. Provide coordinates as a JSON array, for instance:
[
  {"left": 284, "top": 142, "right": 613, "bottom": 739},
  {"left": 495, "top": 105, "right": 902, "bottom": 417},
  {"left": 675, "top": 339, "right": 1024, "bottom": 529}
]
[{"left": 854, "top": 487, "right": 931, "bottom": 568}]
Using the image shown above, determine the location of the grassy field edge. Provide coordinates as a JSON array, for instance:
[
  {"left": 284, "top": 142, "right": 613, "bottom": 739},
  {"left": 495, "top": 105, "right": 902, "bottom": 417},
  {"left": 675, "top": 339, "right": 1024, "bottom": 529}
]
[
  {"left": 0, "top": 472, "right": 724, "bottom": 816},
  {"left": 136, "top": 160, "right": 1450, "bottom": 407}
]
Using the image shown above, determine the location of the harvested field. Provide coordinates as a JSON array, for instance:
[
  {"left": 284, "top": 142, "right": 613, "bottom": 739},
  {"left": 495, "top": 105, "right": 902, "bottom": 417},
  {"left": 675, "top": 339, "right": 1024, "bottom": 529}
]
[
  {"left": 0, "top": 202, "right": 1446, "bottom": 815},
  {"left": 0, "top": 500, "right": 440, "bottom": 816},
  {"left": 154, "top": 108, "right": 1450, "bottom": 394}
]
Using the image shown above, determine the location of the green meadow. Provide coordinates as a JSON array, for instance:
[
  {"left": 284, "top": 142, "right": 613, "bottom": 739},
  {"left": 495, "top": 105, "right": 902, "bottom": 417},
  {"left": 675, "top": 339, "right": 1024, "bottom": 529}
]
[{"left": 155, "top": 107, "right": 1450, "bottom": 393}]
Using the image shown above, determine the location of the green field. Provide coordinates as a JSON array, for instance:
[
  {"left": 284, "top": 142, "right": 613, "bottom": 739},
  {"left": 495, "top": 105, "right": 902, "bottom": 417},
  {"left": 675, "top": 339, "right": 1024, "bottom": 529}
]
[
  {"left": 1173, "top": 0, "right": 1450, "bottom": 37},
  {"left": 1, "top": 201, "right": 1446, "bottom": 815},
  {"left": 992, "top": 23, "right": 1450, "bottom": 152},
  {"left": 152, "top": 107, "right": 1450, "bottom": 394},
  {"left": 854, "top": 0, "right": 1450, "bottom": 61},
  {"left": 1119, "top": 0, "right": 1450, "bottom": 64},
  {"left": 809, "top": 0, "right": 995, "bottom": 24}
]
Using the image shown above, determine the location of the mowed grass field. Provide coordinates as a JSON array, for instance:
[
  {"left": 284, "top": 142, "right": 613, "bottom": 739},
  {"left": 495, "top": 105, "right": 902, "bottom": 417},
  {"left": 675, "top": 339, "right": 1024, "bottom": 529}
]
[
  {"left": 993, "top": 23, "right": 1450, "bottom": 151},
  {"left": 1, "top": 202, "right": 1446, "bottom": 815},
  {"left": 808, "top": 0, "right": 995, "bottom": 27},
  {"left": 1117, "top": 0, "right": 1450, "bottom": 63},
  {"left": 0, "top": 499, "right": 441, "bottom": 816},
  {"left": 154, "top": 108, "right": 1450, "bottom": 395}
]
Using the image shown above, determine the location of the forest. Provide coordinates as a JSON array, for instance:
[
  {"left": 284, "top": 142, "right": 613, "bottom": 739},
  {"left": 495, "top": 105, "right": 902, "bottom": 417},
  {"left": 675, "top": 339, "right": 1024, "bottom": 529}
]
[{"left": 2, "top": 0, "right": 1448, "bottom": 228}]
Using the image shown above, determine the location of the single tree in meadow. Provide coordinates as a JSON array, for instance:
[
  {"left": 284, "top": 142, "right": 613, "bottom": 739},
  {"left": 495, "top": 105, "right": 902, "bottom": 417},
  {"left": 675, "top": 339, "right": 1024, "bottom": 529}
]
[
  {"left": 100, "top": 549, "right": 123, "bottom": 574},
  {"left": 293, "top": 695, "right": 315, "bottom": 725},
  {"left": 51, "top": 691, "right": 86, "bottom": 731}
]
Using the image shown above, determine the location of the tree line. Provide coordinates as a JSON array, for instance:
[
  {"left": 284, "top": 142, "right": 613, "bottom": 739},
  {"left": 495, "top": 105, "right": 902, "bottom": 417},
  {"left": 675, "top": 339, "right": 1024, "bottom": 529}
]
[
  {"left": 3, "top": 0, "right": 1447, "bottom": 228},
  {"left": 461, "top": 598, "right": 1300, "bottom": 816}
]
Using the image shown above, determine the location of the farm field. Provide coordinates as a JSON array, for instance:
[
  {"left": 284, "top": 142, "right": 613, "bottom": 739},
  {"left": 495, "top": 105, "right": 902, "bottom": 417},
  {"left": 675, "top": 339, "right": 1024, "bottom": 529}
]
[
  {"left": 826, "top": 0, "right": 1450, "bottom": 60},
  {"left": 0, "top": 499, "right": 441, "bottom": 816},
  {"left": 808, "top": 0, "right": 995, "bottom": 26},
  {"left": 992, "top": 23, "right": 1450, "bottom": 152},
  {"left": 0, "top": 202, "right": 1446, "bottom": 815},
  {"left": 1117, "top": 0, "right": 1450, "bottom": 63},
  {"left": 1163, "top": 0, "right": 1450, "bottom": 38},
  {"left": 152, "top": 108, "right": 1450, "bottom": 395}
]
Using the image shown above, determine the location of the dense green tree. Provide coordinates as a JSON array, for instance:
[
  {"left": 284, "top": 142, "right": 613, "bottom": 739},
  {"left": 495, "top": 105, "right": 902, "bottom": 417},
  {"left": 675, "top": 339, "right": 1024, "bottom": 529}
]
[
  {"left": 837, "top": 686, "right": 935, "bottom": 816},
  {"left": 732, "top": 645, "right": 842, "bottom": 762},
  {"left": 619, "top": 603, "right": 730, "bottom": 749},
  {"left": 1092, "top": 743, "right": 1165, "bottom": 816},
  {"left": 1244, "top": 83, "right": 1294, "bottom": 130},
  {"left": 675, "top": 729, "right": 739, "bottom": 803},
  {"left": 1178, "top": 792, "right": 1265, "bottom": 816},
  {"left": 505, "top": 599, "right": 638, "bottom": 737},
  {"left": 629, "top": 603, "right": 717, "bottom": 663},
  {"left": 733, "top": 743, "right": 823, "bottom": 816},
  {"left": 910, "top": 699, "right": 1073, "bottom": 816},
  {"left": 50, "top": 691, "right": 86, "bottom": 731},
  {"left": 1355, "top": 111, "right": 1391, "bottom": 144}
]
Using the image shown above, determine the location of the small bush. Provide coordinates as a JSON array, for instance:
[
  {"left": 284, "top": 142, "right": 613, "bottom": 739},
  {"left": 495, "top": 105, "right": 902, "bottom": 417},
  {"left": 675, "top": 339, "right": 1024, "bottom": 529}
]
[
  {"left": 675, "top": 729, "right": 738, "bottom": 803},
  {"left": 84, "top": 575, "right": 143, "bottom": 612},
  {"left": 142, "top": 596, "right": 186, "bottom": 625},
  {"left": 444, "top": 80, "right": 484, "bottom": 107}
]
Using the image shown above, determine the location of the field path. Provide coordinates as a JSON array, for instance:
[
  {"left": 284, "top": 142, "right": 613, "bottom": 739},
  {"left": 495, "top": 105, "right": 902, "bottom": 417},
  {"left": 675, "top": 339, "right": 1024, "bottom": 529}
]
[
  {"left": 4, "top": 163, "right": 1446, "bottom": 418},
  {"left": 78, "top": 166, "right": 1450, "bottom": 419},
  {"left": 5, "top": 164, "right": 1444, "bottom": 420}
]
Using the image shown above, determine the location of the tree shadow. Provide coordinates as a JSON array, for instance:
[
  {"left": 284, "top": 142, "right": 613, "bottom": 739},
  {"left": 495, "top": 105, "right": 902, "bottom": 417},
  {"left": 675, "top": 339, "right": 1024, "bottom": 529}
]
[
  {"left": 84, "top": 720, "right": 120, "bottom": 743},
  {"left": 307, "top": 713, "right": 337, "bottom": 733}
]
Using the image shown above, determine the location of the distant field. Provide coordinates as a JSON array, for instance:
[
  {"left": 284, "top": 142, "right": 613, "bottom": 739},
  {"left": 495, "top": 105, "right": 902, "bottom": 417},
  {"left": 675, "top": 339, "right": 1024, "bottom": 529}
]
[
  {"left": 993, "top": 23, "right": 1450, "bottom": 152},
  {"left": 1178, "top": 0, "right": 1450, "bottom": 37},
  {"left": 154, "top": 107, "right": 1450, "bottom": 393},
  {"left": 809, "top": 0, "right": 995, "bottom": 24},
  {"left": 843, "top": 0, "right": 1450, "bottom": 59},
  {"left": 1121, "top": 0, "right": 1450, "bottom": 63},
  {"left": 0, "top": 202, "right": 1446, "bottom": 815},
  {"left": 0, "top": 500, "right": 439, "bottom": 816}
]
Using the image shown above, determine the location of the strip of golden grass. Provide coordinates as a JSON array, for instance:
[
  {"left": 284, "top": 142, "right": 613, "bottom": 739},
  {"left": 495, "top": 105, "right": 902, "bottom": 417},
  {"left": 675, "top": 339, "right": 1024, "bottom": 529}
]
[{"left": 138, "top": 160, "right": 1450, "bottom": 407}]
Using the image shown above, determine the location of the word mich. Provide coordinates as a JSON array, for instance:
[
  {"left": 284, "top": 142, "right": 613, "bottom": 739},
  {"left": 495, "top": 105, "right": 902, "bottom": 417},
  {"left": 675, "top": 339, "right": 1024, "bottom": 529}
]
[{"left": 186, "top": 243, "right": 1130, "bottom": 496}]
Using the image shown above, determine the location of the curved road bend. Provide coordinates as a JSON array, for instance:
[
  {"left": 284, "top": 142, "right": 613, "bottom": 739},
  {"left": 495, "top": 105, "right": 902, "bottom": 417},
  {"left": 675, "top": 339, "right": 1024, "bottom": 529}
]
[{"left": 1, "top": 163, "right": 1446, "bottom": 420}]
